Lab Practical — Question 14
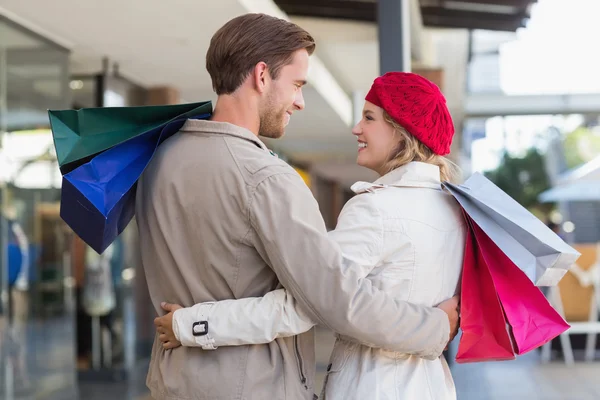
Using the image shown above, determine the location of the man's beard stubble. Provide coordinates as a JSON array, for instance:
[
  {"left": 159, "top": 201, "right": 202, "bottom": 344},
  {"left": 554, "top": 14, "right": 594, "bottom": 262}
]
[{"left": 258, "top": 94, "right": 287, "bottom": 139}]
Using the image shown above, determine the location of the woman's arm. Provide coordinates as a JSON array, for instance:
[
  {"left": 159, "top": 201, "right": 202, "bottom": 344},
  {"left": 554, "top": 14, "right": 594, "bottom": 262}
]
[{"left": 164, "top": 288, "right": 316, "bottom": 349}]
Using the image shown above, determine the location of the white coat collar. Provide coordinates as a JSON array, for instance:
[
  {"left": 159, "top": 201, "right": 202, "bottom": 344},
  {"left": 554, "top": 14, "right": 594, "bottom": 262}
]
[{"left": 351, "top": 162, "right": 442, "bottom": 194}]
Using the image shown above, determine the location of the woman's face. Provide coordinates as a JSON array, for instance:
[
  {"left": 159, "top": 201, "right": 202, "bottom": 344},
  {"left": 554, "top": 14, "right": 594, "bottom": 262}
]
[{"left": 352, "top": 101, "right": 401, "bottom": 175}]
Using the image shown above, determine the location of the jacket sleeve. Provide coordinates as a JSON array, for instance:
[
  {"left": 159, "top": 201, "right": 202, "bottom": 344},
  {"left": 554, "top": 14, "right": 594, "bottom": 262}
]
[
  {"left": 172, "top": 289, "right": 316, "bottom": 349},
  {"left": 248, "top": 171, "right": 450, "bottom": 358}
]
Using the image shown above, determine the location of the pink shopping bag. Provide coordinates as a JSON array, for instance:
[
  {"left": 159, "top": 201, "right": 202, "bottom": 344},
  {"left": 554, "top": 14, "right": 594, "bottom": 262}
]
[
  {"left": 456, "top": 218, "right": 516, "bottom": 363},
  {"left": 470, "top": 218, "right": 570, "bottom": 355}
]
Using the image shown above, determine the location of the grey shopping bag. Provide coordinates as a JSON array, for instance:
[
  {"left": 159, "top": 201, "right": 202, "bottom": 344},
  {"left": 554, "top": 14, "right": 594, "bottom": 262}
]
[{"left": 443, "top": 173, "right": 580, "bottom": 286}]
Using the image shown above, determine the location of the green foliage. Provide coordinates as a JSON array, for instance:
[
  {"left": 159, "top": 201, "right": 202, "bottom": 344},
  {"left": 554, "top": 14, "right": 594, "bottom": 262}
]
[{"left": 484, "top": 148, "right": 552, "bottom": 216}]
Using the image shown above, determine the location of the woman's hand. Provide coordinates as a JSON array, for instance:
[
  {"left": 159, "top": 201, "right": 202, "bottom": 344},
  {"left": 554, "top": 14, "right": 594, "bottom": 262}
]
[{"left": 154, "top": 302, "right": 183, "bottom": 350}]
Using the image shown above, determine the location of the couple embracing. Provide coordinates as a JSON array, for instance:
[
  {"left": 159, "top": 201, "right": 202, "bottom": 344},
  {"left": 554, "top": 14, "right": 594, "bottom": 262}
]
[{"left": 139, "top": 13, "right": 463, "bottom": 400}]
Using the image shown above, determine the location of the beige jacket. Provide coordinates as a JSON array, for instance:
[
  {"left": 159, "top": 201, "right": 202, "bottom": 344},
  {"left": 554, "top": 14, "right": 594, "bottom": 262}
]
[{"left": 136, "top": 120, "right": 451, "bottom": 400}]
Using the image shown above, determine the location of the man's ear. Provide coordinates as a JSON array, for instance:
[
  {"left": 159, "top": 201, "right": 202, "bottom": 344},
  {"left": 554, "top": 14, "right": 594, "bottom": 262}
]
[{"left": 252, "top": 62, "right": 270, "bottom": 94}]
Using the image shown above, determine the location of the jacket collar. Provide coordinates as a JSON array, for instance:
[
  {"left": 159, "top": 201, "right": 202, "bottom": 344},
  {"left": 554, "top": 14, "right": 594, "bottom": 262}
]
[
  {"left": 351, "top": 162, "right": 442, "bottom": 194},
  {"left": 181, "top": 119, "right": 270, "bottom": 152}
]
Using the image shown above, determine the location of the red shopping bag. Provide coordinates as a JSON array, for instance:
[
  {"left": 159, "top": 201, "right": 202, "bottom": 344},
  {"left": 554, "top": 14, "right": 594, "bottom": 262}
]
[
  {"left": 471, "top": 220, "right": 570, "bottom": 354},
  {"left": 455, "top": 222, "right": 515, "bottom": 363}
]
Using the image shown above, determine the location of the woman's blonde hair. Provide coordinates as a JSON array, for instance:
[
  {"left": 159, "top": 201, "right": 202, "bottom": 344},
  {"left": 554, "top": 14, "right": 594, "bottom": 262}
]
[{"left": 382, "top": 111, "right": 459, "bottom": 183}]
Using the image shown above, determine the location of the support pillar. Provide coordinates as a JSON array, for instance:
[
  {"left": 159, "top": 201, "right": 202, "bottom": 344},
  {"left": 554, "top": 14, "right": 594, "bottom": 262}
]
[{"left": 378, "top": 0, "right": 411, "bottom": 73}]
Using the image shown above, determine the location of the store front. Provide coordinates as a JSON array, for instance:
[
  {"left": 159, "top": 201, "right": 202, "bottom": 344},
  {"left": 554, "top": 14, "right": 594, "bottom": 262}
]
[{"left": 0, "top": 14, "right": 77, "bottom": 400}]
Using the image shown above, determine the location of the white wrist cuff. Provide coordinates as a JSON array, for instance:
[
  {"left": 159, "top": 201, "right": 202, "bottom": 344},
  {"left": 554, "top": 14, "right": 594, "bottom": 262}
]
[{"left": 173, "top": 303, "right": 218, "bottom": 350}]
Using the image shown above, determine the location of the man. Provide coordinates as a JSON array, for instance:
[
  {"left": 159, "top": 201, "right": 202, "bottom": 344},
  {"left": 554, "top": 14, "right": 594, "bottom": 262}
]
[{"left": 137, "top": 13, "right": 459, "bottom": 400}]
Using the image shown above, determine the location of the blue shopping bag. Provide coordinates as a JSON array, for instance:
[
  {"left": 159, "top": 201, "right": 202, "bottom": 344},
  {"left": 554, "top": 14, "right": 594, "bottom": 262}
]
[{"left": 61, "top": 113, "right": 210, "bottom": 254}]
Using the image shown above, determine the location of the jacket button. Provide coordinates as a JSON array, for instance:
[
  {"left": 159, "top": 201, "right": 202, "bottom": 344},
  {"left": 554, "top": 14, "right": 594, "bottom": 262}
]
[{"left": 326, "top": 363, "right": 332, "bottom": 372}]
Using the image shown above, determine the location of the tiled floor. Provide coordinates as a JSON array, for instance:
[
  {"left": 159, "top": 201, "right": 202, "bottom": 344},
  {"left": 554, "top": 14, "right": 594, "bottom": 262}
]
[
  {"left": 0, "top": 316, "right": 78, "bottom": 400},
  {"left": 452, "top": 351, "right": 600, "bottom": 400},
  {"left": 78, "top": 372, "right": 149, "bottom": 400}
]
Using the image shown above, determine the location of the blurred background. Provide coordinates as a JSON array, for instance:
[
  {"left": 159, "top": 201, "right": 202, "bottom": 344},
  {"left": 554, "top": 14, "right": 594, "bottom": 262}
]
[{"left": 0, "top": 0, "right": 599, "bottom": 399}]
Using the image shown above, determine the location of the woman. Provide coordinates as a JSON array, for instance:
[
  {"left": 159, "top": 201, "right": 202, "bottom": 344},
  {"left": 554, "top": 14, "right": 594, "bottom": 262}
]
[{"left": 156, "top": 72, "right": 466, "bottom": 399}]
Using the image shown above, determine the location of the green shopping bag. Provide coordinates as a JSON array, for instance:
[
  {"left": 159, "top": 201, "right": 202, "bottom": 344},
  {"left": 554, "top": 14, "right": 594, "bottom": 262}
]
[{"left": 49, "top": 101, "right": 212, "bottom": 173}]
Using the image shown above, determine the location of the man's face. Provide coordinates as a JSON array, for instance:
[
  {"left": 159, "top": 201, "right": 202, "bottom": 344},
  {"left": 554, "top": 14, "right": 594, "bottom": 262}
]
[{"left": 259, "top": 49, "right": 309, "bottom": 139}]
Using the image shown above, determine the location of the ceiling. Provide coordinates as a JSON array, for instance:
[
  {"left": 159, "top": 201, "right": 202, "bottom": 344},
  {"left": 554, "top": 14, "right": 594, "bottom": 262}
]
[{"left": 275, "top": 0, "right": 537, "bottom": 31}]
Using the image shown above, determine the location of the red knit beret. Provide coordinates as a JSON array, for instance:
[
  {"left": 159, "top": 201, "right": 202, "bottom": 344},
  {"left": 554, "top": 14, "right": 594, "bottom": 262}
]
[{"left": 365, "top": 72, "right": 455, "bottom": 156}]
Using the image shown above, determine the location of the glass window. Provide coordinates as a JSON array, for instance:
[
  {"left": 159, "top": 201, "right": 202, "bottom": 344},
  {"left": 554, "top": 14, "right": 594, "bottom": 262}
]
[{"left": 0, "top": 16, "right": 77, "bottom": 399}]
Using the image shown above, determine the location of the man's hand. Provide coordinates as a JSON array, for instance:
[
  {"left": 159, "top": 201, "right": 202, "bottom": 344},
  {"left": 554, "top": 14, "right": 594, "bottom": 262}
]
[
  {"left": 154, "top": 302, "right": 183, "bottom": 350},
  {"left": 437, "top": 295, "right": 460, "bottom": 349}
]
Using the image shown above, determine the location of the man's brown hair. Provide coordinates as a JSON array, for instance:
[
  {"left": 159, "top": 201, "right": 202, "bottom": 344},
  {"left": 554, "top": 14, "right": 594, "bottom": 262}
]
[{"left": 206, "top": 13, "right": 315, "bottom": 95}]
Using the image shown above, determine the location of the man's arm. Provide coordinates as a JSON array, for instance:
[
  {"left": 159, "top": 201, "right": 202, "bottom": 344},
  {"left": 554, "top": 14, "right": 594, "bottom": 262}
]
[{"left": 248, "top": 171, "right": 452, "bottom": 358}]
